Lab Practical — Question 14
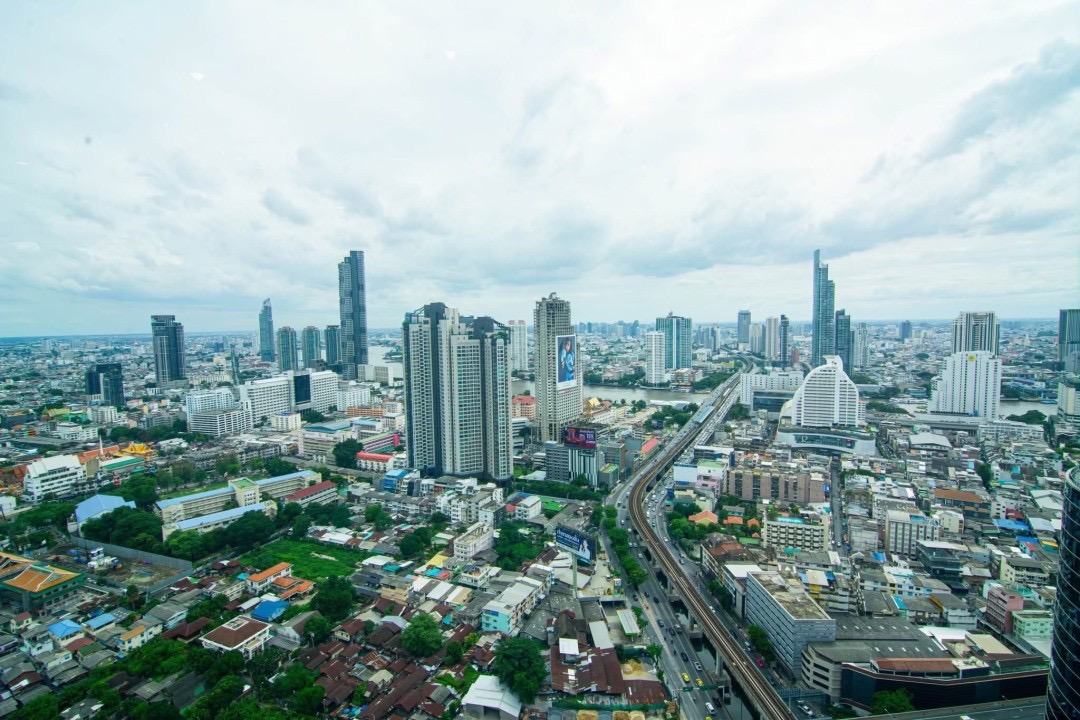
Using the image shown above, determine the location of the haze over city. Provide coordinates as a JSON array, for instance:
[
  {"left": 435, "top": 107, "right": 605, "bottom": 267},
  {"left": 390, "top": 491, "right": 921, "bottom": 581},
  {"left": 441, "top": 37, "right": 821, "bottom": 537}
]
[{"left": 2, "top": 2, "right": 1078, "bottom": 336}]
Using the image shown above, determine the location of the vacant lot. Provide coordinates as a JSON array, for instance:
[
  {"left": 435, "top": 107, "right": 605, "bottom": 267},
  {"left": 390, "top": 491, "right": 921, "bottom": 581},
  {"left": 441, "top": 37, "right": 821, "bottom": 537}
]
[{"left": 243, "top": 539, "right": 368, "bottom": 580}]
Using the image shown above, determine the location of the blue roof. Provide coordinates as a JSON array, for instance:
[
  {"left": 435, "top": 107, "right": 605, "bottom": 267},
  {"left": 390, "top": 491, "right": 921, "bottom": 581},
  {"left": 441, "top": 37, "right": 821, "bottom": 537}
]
[
  {"left": 385, "top": 469, "right": 410, "bottom": 479},
  {"left": 995, "top": 518, "right": 1030, "bottom": 532},
  {"left": 75, "top": 494, "right": 136, "bottom": 523},
  {"left": 175, "top": 503, "right": 267, "bottom": 531},
  {"left": 251, "top": 600, "right": 288, "bottom": 622},
  {"left": 255, "top": 470, "right": 317, "bottom": 487},
  {"left": 48, "top": 619, "right": 82, "bottom": 638},
  {"left": 85, "top": 613, "right": 117, "bottom": 630},
  {"left": 157, "top": 485, "right": 233, "bottom": 509}
]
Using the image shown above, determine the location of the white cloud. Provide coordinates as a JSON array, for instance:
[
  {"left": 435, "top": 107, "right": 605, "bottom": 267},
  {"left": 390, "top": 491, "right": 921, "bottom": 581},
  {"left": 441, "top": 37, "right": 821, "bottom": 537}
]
[{"left": 0, "top": 1, "right": 1077, "bottom": 335}]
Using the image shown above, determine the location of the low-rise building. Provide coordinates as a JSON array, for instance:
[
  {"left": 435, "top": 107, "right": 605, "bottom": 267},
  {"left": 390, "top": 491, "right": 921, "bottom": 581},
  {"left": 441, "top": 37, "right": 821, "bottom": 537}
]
[
  {"left": 200, "top": 617, "right": 271, "bottom": 659},
  {"left": 481, "top": 578, "right": 544, "bottom": 636},
  {"left": 246, "top": 563, "right": 292, "bottom": 595},
  {"left": 762, "top": 515, "right": 830, "bottom": 553},
  {"left": 283, "top": 480, "right": 339, "bottom": 508},
  {"left": 885, "top": 509, "right": 940, "bottom": 557},
  {"left": 454, "top": 522, "right": 494, "bottom": 561},
  {"left": 23, "top": 455, "right": 89, "bottom": 503}
]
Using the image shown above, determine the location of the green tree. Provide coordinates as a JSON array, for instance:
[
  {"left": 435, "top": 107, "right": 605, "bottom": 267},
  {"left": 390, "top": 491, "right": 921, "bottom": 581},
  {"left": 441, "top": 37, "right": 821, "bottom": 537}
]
[
  {"left": 215, "top": 452, "right": 241, "bottom": 476},
  {"left": 117, "top": 475, "right": 160, "bottom": 508},
  {"left": 646, "top": 643, "right": 662, "bottom": 662},
  {"left": 311, "top": 576, "right": 355, "bottom": 621},
  {"left": 747, "top": 624, "right": 774, "bottom": 662},
  {"left": 332, "top": 438, "right": 363, "bottom": 468},
  {"left": 401, "top": 612, "right": 445, "bottom": 658},
  {"left": 221, "top": 511, "right": 275, "bottom": 551},
  {"left": 264, "top": 457, "right": 295, "bottom": 476},
  {"left": 290, "top": 685, "right": 326, "bottom": 715},
  {"left": 166, "top": 530, "right": 206, "bottom": 561},
  {"left": 272, "top": 663, "right": 315, "bottom": 699},
  {"left": 493, "top": 636, "right": 546, "bottom": 703},
  {"left": 301, "top": 409, "right": 327, "bottom": 424},
  {"left": 291, "top": 514, "right": 312, "bottom": 540},
  {"left": 13, "top": 695, "right": 60, "bottom": 720},
  {"left": 400, "top": 526, "right": 434, "bottom": 560},
  {"left": 445, "top": 640, "right": 465, "bottom": 665},
  {"left": 870, "top": 688, "right": 916, "bottom": 713},
  {"left": 306, "top": 614, "right": 333, "bottom": 644}
]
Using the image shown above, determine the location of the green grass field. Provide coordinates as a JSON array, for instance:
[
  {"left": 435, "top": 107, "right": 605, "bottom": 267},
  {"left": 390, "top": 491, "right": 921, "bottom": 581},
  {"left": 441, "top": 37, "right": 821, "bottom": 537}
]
[{"left": 242, "top": 539, "right": 369, "bottom": 580}]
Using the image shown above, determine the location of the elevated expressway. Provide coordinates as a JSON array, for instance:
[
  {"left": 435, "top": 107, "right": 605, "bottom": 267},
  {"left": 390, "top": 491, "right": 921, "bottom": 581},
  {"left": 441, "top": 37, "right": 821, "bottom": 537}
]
[{"left": 627, "top": 368, "right": 795, "bottom": 720}]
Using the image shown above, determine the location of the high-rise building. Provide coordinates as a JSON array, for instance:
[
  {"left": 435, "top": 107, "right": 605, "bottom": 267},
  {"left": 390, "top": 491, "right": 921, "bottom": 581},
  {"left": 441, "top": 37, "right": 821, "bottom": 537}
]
[
  {"left": 786, "top": 356, "right": 864, "bottom": 428},
  {"left": 151, "top": 315, "right": 186, "bottom": 385},
  {"left": 737, "top": 310, "right": 751, "bottom": 346},
  {"left": 750, "top": 322, "right": 765, "bottom": 355},
  {"left": 85, "top": 363, "right": 125, "bottom": 406},
  {"left": 834, "top": 310, "right": 853, "bottom": 372},
  {"left": 508, "top": 320, "right": 529, "bottom": 372},
  {"left": 185, "top": 387, "right": 237, "bottom": 416},
  {"left": 656, "top": 313, "right": 692, "bottom": 370},
  {"left": 779, "top": 315, "right": 790, "bottom": 368},
  {"left": 403, "top": 303, "right": 512, "bottom": 480},
  {"left": 853, "top": 323, "right": 869, "bottom": 369},
  {"left": 301, "top": 326, "right": 322, "bottom": 369},
  {"left": 276, "top": 327, "right": 298, "bottom": 372},
  {"left": 645, "top": 331, "right": 666, "bottom": 385},
  {"left": 899, "top": 321, "right": 912, "bottom": 342},
  {"left": 765, "top": 317, "right": 780, "bottom": 361},
  {"left": 338, "top": 250, "right": 368, "bottom": 380},
  {"left": 811, "top": 250, "right": 835, "bottom": 366},
  {"left": 324, "top": 325, "right": 341, "bottom": 368},
  {"left": 929, "top": 351, "right": 1001, "bottom": 420},
  {"left": 258, "top": 299, "right": 275, "bottom": 362},
  {"left": 534, "top": 293, "right": 584, "bottom": 443},
  {"left": 1059, "top": 309, "right": 1080, "bottom": 362},
  {"left": 1047, "top": 467, "right": 1080, "bottom": 718},
  {"left": 952, "top": 311, "right": 999, "bottom": 354}
]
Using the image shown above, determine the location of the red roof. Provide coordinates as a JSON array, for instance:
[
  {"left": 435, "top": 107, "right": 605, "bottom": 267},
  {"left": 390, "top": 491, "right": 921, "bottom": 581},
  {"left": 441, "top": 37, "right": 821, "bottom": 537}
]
[
  {"left": 512, "top": 395, "right": 535, "bottom": 405},
  {"left": 286, "top": 480, "right": 337, "bottom": 501},
  {"left": 641, "top": 438, "right": 660, "bottom": 454},
  {"left": 356, "top": 451, "right": 394, "bottom": 462}
]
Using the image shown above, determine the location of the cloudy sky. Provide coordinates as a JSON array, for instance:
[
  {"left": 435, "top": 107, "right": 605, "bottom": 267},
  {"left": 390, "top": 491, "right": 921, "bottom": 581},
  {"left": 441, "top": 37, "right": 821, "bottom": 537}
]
[{"left": 1, "top": 2, "right": 1078, "bottom": 336}]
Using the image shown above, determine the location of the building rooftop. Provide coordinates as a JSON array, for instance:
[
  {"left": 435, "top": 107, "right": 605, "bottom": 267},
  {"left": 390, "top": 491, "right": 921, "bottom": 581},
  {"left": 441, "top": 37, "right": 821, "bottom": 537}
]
[
  {"left": 156, "top": 485, "right": 233, "bottom": 509},
  {"left": 247, "top": 562, "right": 291, "bottom": 584},
  {"left": 752, "top": 572, "right": 831, "bottom": 621},
  {"left": 75, "top": 494, "right": 135, "bottom": 523},
  {"left": 174, "top": 503, "right": 267, "bottom": 531},
  {"left": 202, "top": 616, "right": 269, "bottom": 648},
  {"left": 2, "top": 564, "right": 79, "bottom": 593},
  {"left": 285, "top": 480, "right": 336, "bottom": 501}
]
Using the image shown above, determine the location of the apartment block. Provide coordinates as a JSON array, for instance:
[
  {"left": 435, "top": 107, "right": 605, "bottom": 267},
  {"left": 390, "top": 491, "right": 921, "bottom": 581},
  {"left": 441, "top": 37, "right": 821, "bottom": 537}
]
[
  {"left": 744, "top": 571, "right": 836, "bottom": 677},
  {"left": 762, "top": 516, "right": 830, "bottom": 553}
]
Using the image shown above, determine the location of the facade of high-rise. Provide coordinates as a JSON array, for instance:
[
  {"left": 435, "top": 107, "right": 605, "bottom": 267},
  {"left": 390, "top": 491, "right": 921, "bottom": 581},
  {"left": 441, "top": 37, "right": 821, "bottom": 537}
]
[
  {"left": 765, "top": 317, "right": 780, "bottom": 361},
  {"left": 929, "top": 350, "right": 1001, "bottom": 420},
  {"left": 779, "top": 315, "right": 790, "bottom": 368},
  {"left": 535, "top": 293, "right": 584, "bottom": 443},
  {"left": 737, "top": 310, "right": 751, "bottom": 346},
  {"left": 899, "top": 321, "right": 912, "bottom": 342},
  {"left": 750, "top": 322, "right": 765, "bottom": 356},
  {"left": 645, "top": 331, "right": 666, "bottom": 385},
  {"left": 656, "top": 312, "right": 692, "bottom": 370},
  {"left": 86, "top": 363, "right": 125, "bottom": 406},
  {"left": 402, "top": 303, "right": 512, "bottom": 480},
  {"left": 811, "top": 250, "right": 835, "bottom": 366},
  {"left": 952, "top": 311, "right": 999, "bottom": 354},
  {"left": 786, "top": 356, "right": 864, "bottom": 428},
  {"left": 508, "top": 320, "right": 528, "bottom": 373},
  {"left": 301, "top": 326, "right": 322, "bottom": 369},
  {"left": 834, "top": 310, "right": 853, "bottom": 372},
  {"left": 258, "top": 299, "right": 275, "bottom": 362},
  {"left": 276, "top": 327, "right": 298, "bottom": 372},
  {"left": 1060, "top": 309, "right": 1080, "bottom": 362},
  {"left": 1047, "top": 467, "right": 1080, "bottom": 719},
  {"left": 151, "top": 315, "right": 186, "bottom": 385},
  {"left": 853, "top": 323, "right": 869, "bottom": 369},
  {"left": 338, "top": 250, "right": 368, "bottom": 380},
  {"left": 324, "top": 325, "right": 341, "bottom": 368}
]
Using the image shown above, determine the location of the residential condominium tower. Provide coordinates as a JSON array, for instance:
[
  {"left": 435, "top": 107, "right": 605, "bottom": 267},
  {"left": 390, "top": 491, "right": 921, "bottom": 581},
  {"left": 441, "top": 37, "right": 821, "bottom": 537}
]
[
  {"left": 276, "top": 327, "right": 298, "bottom": 372},
  {"left": 1060, "top": 308, "right": 1080, "bottom": 362},
  {"left": 86, "top": 363, "right": 124, "bottom": 407},
  {"left": 324, "top": 325, "right": 341, "bottom": 368},
  {"left": 929, "top": 350, "right": 1001, "bottom": 420},
  {"left": 151, "top": 315, "right": 186, "bottom": 385},
  {"left": 301, "top": 326, "right": 322, "bottom": 369},
  {"left": 811, "top": 249, "right": 835, "bottom": 366},
  {"left": 834, "top": 310, "right": 853, "bottom": 372},
  {"left": 338, "top": 250, "right": 368, "bottom": 380},
  {"left": 508, "top": 319, "right": 528, "bottom": 372},
  {"left": 656, "top": 312, "right": 692, "bottom": 370},
  {"left": 645, "top": 331, "right": 666, "bottom": 385},
  {"left": 952, "top": 311, "right": 999, "bottom": 354},
  {"left": 785, "top": 356, "right": 864, "bottom": 428},
  {"left": 403, "top": 303, "right": 512, "bottom": 480},
  {"left": 779, "top": 315, "right": 790, "bottom": 368},
  {"left": 534, "top": 293, "right": 584, "bottom": 443},
  {"left": 258, "top": 299, "right": 275, "bottom": 362},
  {"left": 737, "top": 310, "right": 751, "bottom": 346},
  {"left": 765, "top": 317, "right": 780, "bottom": 361}
]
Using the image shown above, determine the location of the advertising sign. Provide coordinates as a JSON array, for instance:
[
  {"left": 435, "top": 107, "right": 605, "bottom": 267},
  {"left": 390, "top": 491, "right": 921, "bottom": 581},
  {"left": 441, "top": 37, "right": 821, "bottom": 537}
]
[
  {"left": 563, "top": 426, "right": 597, "bottom": 449},
  {"left": 556, "top": 334, "right": 577, "bottom": 389},
  {"left": 555, "top": 525, "right": 595, "bottom": 564}
]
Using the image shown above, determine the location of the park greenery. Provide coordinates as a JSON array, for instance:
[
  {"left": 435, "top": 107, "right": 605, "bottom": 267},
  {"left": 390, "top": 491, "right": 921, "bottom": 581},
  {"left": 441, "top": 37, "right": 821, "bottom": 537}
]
[
  {"left": 493, "top": 637, "right": 546, "bottom": 703},
  {"left": 493, "top": 520, "right": 547, "bottom": 570},
  {"left": 867, "top": 400, "right": 909, "bottom": 414},
  {"left": 691, "top": 371, "right": 733, "bottom": 391}
]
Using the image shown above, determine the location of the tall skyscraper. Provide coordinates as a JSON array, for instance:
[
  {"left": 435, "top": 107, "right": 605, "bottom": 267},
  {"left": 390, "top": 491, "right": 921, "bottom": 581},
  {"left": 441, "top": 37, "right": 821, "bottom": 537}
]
[
  {"left": 750, "top": 322, "right": 765, "bottom": 355},
  {"left": 151, "top": 315, "right": 186, "bottom": 385},
  {"left": 324, "top": 325, "right": 341, "bottom": 368},
  {"left": 534, "top": 293, "right": 584, "bottom": 443},
  {"left": 1059, "top": 309, "right": 1080, "bottom": 362},
  {"left": 853, "top": 323, "right": 869, "bottom": 369},
  {"left": 258, "top": 299, "right": 275, "bottom": 362},
  {"left": 811, "top": 249, "right": 835, "bottom": 366},
  {"left": 834, "top": 310, "right": 853, "bottom": 372},
  {"left": 899, "top": 320, "right": 912, "bottom": 342},
  {"left": 85, "top": 363, "right": 124, "bottom": 406},
  {"left": 656, "top": 312, "right": 692, "bottom": 370},
  {"left": 508, "top": 320, "right": 529, "bottom": 372},
  {"left": 276, "top": 327, "right": 298, "bottom": 372},
  {"left": 779, "top": 315, "right": 790, "bottom": 368},
  {"left": 403, "top": 303, "right": 512, "bottom": 480},
  {"left": 301, "top": 326, "right": 322, "bottom": 369},
  {"left": 1047, "top": 467, "right": 1080, "bottom": 719},
  {"left": 764, "top": 317, "right": 780, "bottom": 361},
  {"left": 737, "top": 310, "right": 751, "bottom": 346},
  {"left": 645, "top": 331, "right": 666, "bottom": 385},
  {"left": 952, "top": 311, "right": 999, "bottom": 354},
  {"left": 929, "top": 350, "right": 1001, "bottom": 419},
  {"left": 338, "top": 250, "right": 368, "bottom": 380}
]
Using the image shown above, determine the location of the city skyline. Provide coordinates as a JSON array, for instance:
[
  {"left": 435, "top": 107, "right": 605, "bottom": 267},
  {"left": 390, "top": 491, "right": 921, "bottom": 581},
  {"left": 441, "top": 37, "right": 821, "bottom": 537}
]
[{"left": 1, "top": 3, "right": 1077, "bottom": 336}]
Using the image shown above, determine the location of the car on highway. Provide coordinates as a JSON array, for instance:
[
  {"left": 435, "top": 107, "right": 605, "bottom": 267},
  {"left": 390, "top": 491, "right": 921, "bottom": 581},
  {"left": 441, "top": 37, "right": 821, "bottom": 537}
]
[
  {"left": 694, "top": 662, "right": 703, "bottom": 671},
  {"left": 681, "top": 671, "right": 690, "bottom": 683},
  {"left": 680, "top": 651, "right": 689, "bottom": 662},
  {"left": 754, "top": 656, "right": 766, "bottom": 668},
  {"left": 658, "top": 619, "right": 665, "bottom": 628},
  {"left": 696, "top": 677, "right": 704, "bottom": 687}
]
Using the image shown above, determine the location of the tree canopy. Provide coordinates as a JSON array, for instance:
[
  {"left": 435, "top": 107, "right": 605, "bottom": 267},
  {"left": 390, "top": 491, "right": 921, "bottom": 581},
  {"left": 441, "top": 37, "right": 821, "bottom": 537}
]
[
  {"left": 493, "top": 637, "right": 546, "bottom": 703},
  {"left": 332, "top": 439, "right": 363, "bottom": 468},
  {"left": 401, "top": 612, "right": 445, "bottom": 658}
]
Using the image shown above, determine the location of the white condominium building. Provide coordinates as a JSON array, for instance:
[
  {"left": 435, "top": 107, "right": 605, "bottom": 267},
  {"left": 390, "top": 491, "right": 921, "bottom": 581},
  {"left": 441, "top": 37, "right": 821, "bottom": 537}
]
[{"left": 784, "top": 356, "right": 864, "bottom": 428}]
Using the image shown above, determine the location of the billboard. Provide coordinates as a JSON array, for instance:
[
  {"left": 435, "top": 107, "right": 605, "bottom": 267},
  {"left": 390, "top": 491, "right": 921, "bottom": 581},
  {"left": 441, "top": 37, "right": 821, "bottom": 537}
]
[
  {"left": 563, "top": 426, "right": 597, "bottom": 449},
  {"left": 556, "top": 334, "right": 577, "bottom": 390},
  {"left": 555, "top": 525, "right": 596, "bottom": 564}
]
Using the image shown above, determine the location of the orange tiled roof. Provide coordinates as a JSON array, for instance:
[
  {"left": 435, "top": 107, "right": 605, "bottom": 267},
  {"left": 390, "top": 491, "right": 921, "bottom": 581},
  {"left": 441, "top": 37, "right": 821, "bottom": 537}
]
[
  {"left": 247, "top": 562, "right": 291, "bottom": 583},
  {"left": 3, "top": 564, "right": 78, "bottom": 593}
]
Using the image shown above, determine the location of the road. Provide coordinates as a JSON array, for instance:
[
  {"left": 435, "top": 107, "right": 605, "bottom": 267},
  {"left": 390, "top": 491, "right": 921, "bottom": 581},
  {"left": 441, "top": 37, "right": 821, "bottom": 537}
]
[
  {"left": 863, "top": 698, "right": 1045, "bottom": 720},
  {"left": 622, "top": 367, "right": 797, "bottom": 720}
]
